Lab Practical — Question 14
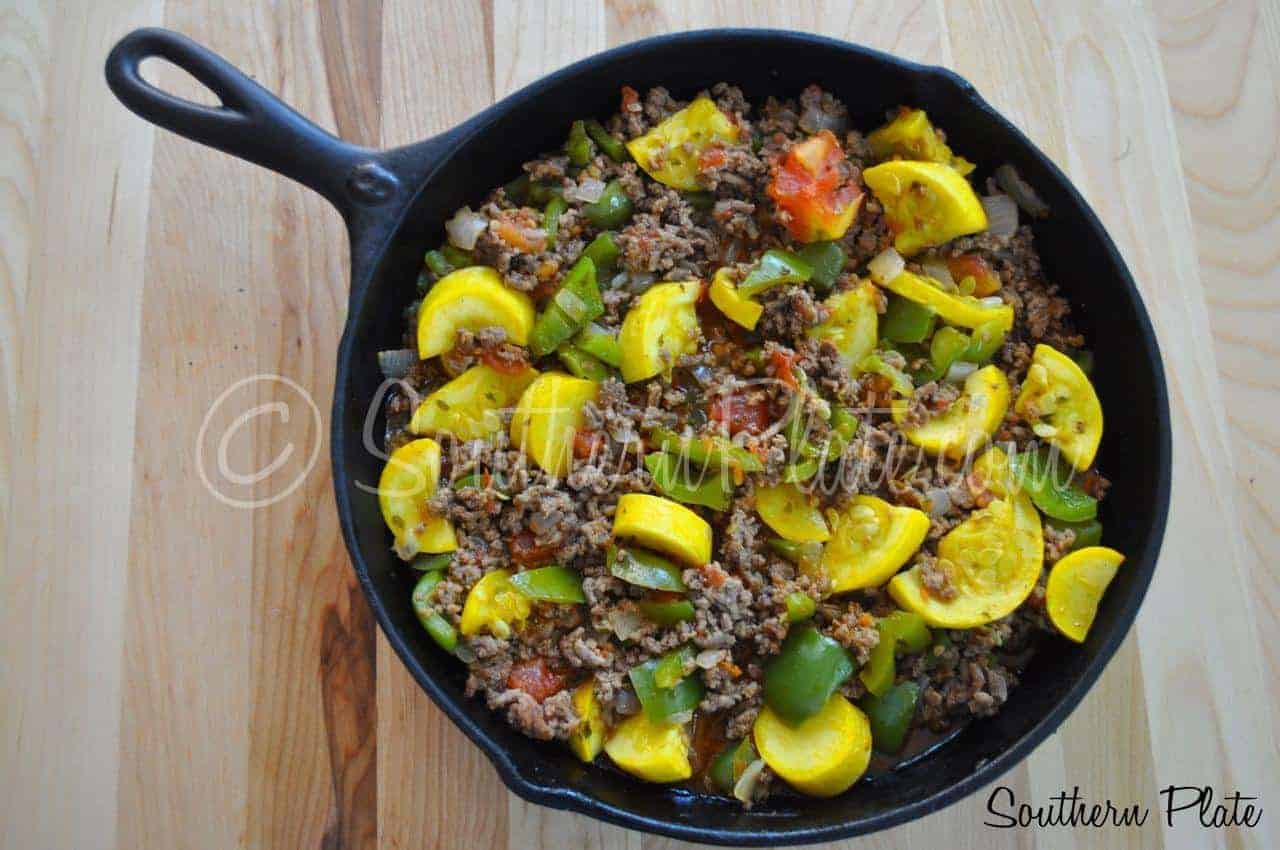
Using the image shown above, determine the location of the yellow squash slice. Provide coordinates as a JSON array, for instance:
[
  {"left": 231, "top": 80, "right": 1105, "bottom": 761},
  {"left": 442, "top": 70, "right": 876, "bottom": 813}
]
[
  {"left": 626, "top": 97, "right": 740, "bottom": 191},
  {"left": 417, "top": 266, "right": 536, "bottom": 359},
  {"left": 619, "top": 280, "right": 701, "bottom": 383},
  {"left": 613, "top": 493, "right": 713, "bottom": 567},
  {"left": 867, "top": 107, "right": 975, "bottom": 175},
  {"left": 755, "top": 484, "right": 830, "bottom": 543},
  {"left": 754, "top": 694, "right": 871, "bottom": 798},
  {"left": 568, "top": 680, "right": 605, "bottom": 762},
  {"left": 1014, "top": 344, "right": 1103, "bottom": 470},
  {"left": 817, "top": 495, "right": 929, "bottom": 593},
  {"left": 807, "top": 280, "right": 879, "bottom": 368},
  {"left": 862, "top": 160, "right": 988, "bottom": 255},
  {"left": 709, "top": 267, "right": 764, "bottom": 330},
  {"left": 410, "top": 364, "right": 538, "bottom": 441},
  {"left": 873, "top": 270, "right": 1013, "bottom": 333},
  {"left": 889, "top": 450, "right": 1043, "bottom": 628},
  {"left": 378, "top": 438, "right": 457, "bottom": 559},
  {"left": 892, "top": 364, "right": 1010, "bottom": 460},
  {"left": 604, "top": 712, "right": 693, "bottom": 783},
  {"left": 1046, "top": 546, "right": 1124, "bottom": 643},
  {"left": 510, "top": 372, "right": 599, "bottom": 478},
  {"left": 459, "top": 569, "right": 532, "bottom": 638}
]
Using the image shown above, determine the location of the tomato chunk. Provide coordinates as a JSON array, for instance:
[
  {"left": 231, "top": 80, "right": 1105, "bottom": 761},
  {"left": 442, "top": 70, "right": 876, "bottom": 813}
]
[
  {"left": 507, "top": 658, "right": 568, "bottom": 703},
  {"left": 511, "top": 530, "right": 558, "bottom": 567},
  {"left": 946, "top": 254, "right": 1001, "bottom": 296},
  {"left": 767, "top": 130, "right": 863, "bottom": 243},
  {"left": 709, "top": 394, "right": 772, "bottom": 435},
  {"left": 573, "top": 429, "right": 607, "bottom": 459}
]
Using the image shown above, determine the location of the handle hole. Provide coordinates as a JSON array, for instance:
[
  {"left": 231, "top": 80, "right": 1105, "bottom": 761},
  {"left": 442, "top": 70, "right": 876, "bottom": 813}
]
[{"left": 139, "top": 56, "right": 223, "bottom": 108}]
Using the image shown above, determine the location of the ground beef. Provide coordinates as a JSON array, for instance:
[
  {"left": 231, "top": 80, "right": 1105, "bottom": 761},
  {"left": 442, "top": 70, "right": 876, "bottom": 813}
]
[{"left": 757, "top": 286, "right": 830, "bottom": 343}]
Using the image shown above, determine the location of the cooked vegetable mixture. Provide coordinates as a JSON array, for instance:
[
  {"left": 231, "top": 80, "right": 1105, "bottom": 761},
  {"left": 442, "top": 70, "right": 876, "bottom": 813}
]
[{"left": 378, "top": 84, "right": 1124, "bottom": 805}]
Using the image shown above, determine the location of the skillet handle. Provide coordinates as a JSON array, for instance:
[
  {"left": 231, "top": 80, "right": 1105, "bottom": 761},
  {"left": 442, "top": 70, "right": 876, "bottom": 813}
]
[{"left": 105, "top": 27, "right": 400, "bottom": 215}]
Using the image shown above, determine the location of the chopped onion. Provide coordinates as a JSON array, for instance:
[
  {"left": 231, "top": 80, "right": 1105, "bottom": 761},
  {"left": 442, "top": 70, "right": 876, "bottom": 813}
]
[
  {"left": 696, "top": 649, "right": 727, "bottom": 669},
  {"left": 667, "top": 710, "right": 695, "bottom": 726},
  {"left": 609, "top": 609, "right": 647, "bottom": 641},
  {"left": 921, "top": 260, "right": 958, "bottom": 293},
  {"left": 926, "top": 487, "right": 952, "bottom": 519},
  {"left": 799, "top": 104, "right": 848, "bottom": 135},
  {"left": 979, "top": 296, "right": 1005, "bottom": 308},
  {"left": 453, "top": 642, "right": 477, "bottom": 663},
  {"left": 733, "top": 758, "right": 767, "bottom": 803},
  {"left": 981, "top": 194, "right": 1019, "bottom": 240},
  {"left": 626, "top": 272, "right": 657, "bottom": 293},
  {"left": 867, "top": 247, "right": 905, "bottom": 285},
  {"left": 609, "top": 271, "right": 630, "bottom": 289},
  {"left": 566, "top": 177, "right": 606, "bottom": 204},
  {"left": 614, "top": 688, "right": 640, "bottom": 716},
  {"left": 994, "top": 164, "right": 1050, "bottom": 218},
  {"left": 445, "top": 206, "right": 487, "bottom": 250},
  {"left": 377, "top": 348, "right": 417, "bottom": 379},
  {"left": 945, "top": 360, "right": 978, "bottom": 384}
]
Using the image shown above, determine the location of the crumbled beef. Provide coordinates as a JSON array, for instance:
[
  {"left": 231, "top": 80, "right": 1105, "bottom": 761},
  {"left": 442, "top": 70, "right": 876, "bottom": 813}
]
[{"left": 758, "top": 286, "right": 830, "bottom": 343}]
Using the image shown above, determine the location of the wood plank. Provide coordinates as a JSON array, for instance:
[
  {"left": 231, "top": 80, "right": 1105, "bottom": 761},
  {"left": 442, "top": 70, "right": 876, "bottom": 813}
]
[
  {"left": 376, "top": 3, "right": 511, "bottom": 850},
  {"left": 116, "top": 2, "right": 372, "bottom": 849},
  {"left": 0, "top": 2, "right": 158, "bottom": 849},
  {"left": 1034, "top": 2, "right": 1277, "bottom": 848},
  {"left": 1153, "top": 0, "right": 1280, "bottom": 695}
]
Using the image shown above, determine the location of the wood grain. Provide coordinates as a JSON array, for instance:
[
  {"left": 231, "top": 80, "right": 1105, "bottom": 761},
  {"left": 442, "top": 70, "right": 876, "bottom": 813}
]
[{"left": 0, "top": 2, "right": 1276, "bottom": 849}]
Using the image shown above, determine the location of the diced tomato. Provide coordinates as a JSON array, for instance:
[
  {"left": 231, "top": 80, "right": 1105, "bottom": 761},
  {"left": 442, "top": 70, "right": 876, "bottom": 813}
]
[
  {"left": 479, "top": 349, "right": 531, "bottom": 376},
  {"left": 620, "top": 85, "right": 640, "bottom": 112},
  {"left": 767, "top": 130, "right": 863, "bottom": 242},
  {"left": 510, "top": 530, "right": 557, "bottom": 567},
  {"left": 573, "top": 429, "right": 606, "bottom": 459},
  {"left": 945, "top": 254, "right": 1002, "bottom": 296},
  {"left": 708, "top": 394, "right": 771, "bottom": 435},
  {"left": 769, "top": 348, "right": 799, "bottom": 389},
  {"left": 507, "top": 658, "right": 567, "bottom": 703},
  {"left": 699, "top": 562, "right": 729, "bottom": 589},
  {"left": 494, "top": 219, "right": 543, "bottom": 253},
  {"left": 698, "top": 146, "right": 728, "bottom": 170}
]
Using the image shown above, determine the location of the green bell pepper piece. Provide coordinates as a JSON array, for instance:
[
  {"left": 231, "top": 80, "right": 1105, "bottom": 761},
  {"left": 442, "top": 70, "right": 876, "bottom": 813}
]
[
  {"left": 654, "top": 645, "right": 694, "bottom": 689},
  {"left": 647, "top": 427, "right": 764, "bottom": 474},
  {"left": 785, "top": 591, "right": 816, "bottom": 622},
  {"left": 412, "top": 571, "right": 459, "bottom": 652},
  {"left": 452, "top": 473, "right": 510, "bottom": 499},
  {"left": 565, "top": 119, "right": 595, "bottom": 166},
  {"left": 929, "top": 326, "right": 971, "bottom": 377},
  {"left": 737, "top": 249, "right": 814, "bottom": 299},
  {"left": 440, "top": 244, "right": 473, "bottom": 269},
  {"left": 608, "top": 545, "right": 687, "bottom": 592},
  {"left": 862, "top": 681, "right": 921, "bottom": 753},
  {"left": 965, "top": 318, "right": 1007, "bottom": 364},
  {"left": 410, "top": 552, "right": 453, "bottom": 572},
  {"left": 584, "top": 119, "right": 628, "bottom": 162},
  {"left": 581, "top": 232, "right": 620, "bottom": 273},
  {"left": 510, "top": 565, "right": 586, "bottom": 604},
  {"left": 543, "top": 195, "right": 568, "bottom": 248},
  {"left": 574, "top": 322, "right": 623, "bottom": 367},
  {"left": 767, "top": 538, "right": 824, "bottom": 573},
  {"left": 582, "top": 180, "right": 634, "bottom": 228},
  {"left": 424, "top": 249, "right": 453, "bottom": 278},
  {"left": 557, "top": 344, "right": 613, "bottom": 381},
  {"left": 797, "top": 241, "right": 846, "bottom": 292},
  {"left": 782, "top": 459, "right": 820, "bottom": 483},
  {"left": 415, "top": 268, "right": 433, "bottom": 295},
  {"left": 637, "top": 597, "right": 696, "bottom": 625},
  {"left": 708, "top": 737, "right": 757, "bottom": 793},
  {"left": 527, "top": 181, "right": 562, "bottom": 206},
  {"left": 1009, "top": 448, "right": 1098, "bottom": 521},
  {"left": 763, "top": 625, "right": 855, "bottom": 726},
  {"left": 682, "top": 190, "right": 716, "bottom": 211},
  {"left": 529, "top": 257, "right": 603, "bottom": 357},
  {"left": 644, "top": 452, "right": 733, "bottom": 511},
  {"left": 1045, "top": 516, "right": 1104, "bottom": 550},
  {"left": 629, "top": 646, "right": 705, "bottom": 722},
  {"left": 882, "top": 295, "right": 938, "bottom": 343},
  {"left": 830, "top": 406, "right": 859, "bottom": 442},
  {"left": 857, "top": 353, "right": 915, "bottom": 396},
  {"left": 859, "top": 611, "right": 932, "bottom": 697},
  {"left": 503, "top": 174, "right": 531, "bottom": 205}
]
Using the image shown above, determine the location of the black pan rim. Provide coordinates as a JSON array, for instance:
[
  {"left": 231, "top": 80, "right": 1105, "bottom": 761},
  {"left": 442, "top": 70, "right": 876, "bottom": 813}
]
[{"left": 330, "top": 27, "right": 1172, "bottom": 845}]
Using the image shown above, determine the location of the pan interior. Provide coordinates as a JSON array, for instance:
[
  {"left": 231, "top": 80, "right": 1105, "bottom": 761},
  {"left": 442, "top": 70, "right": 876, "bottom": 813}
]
[{"left": 333, "top": 32, "right": 1167, "bottom": 843}]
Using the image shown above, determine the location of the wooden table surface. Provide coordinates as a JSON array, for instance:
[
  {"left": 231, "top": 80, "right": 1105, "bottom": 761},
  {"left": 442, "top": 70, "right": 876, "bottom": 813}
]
[{"left": 3, "top": 1, "right": 1277, "bottom": 848}]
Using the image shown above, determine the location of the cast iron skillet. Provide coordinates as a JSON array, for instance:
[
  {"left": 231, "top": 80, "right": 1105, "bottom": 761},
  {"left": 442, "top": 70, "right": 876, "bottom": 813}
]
[{"left": 105, "top": 27, "right": 1171, "bottom": 845}]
